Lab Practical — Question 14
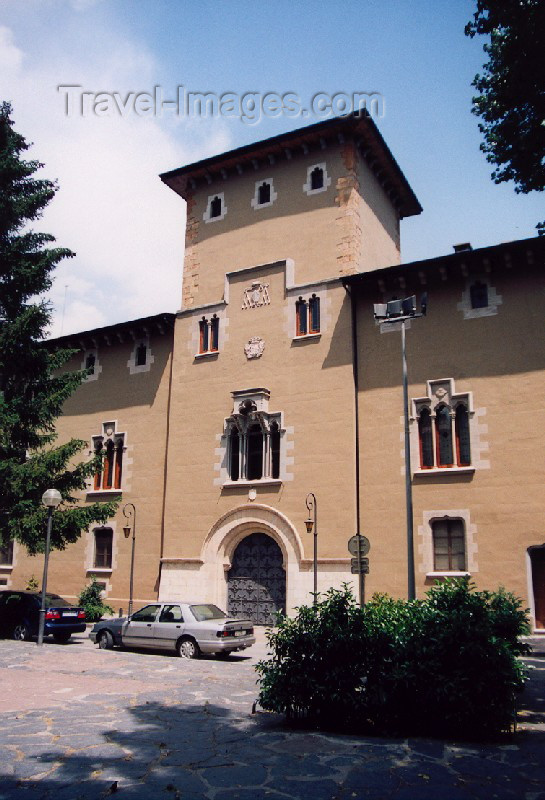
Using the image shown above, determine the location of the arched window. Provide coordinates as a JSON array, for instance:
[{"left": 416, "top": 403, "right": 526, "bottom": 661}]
[
  {"left": 94, "top": 528, "right": 113, "bottom": 569},
  {"left": 93, "top": 441, "right": 103, "bottom": 490},
  {"left": 210, "top": 196, "right": 222, "bottom": 218},
  {"left": 229, "top": 428, "right": 240, "bottom": 481},
  {"left": 435, "top": 405, "right": 454, "bottom": 467},
  {"left": 309, "top": 294, "right": 320, "bottom": 333},
  {"left": 258, "top": 182, "right": 271, "bottom": 205},
  {"left": 418, "top": 408, "right": 434, "bottom": 468},
  {"left": 135, "top": 342, "right": 147, "bottom": 366},
  {"left": 210, "top": 315, "right": 219, "bottom": 351},
  {"left": 270, "top": 421, "right": 280, "bottom": 479},
  {"left": 432, "top": 519, "right": 465, "bottom": 571},
  {"left": 199, "top": 317, "right": 209, "bottom": 353},
  {"left": 296, "top": 297, "right": 307, "bottom": 336},
  {"left": 455, "top": 404, "right": 471, "bottom": 466},
  {"left": 247, "top": 423, "right": 263, "bottom": 480},
  {"left": 310, "top": 166, "right": 324, "bottom": 191},
  {"left": 92, "top": 424, "right": 125, "bottom": 491}
]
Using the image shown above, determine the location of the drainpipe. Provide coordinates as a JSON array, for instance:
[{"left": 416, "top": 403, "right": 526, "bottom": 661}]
[{"left": 344, "top": 281, "right": 364, "bottom": 607}]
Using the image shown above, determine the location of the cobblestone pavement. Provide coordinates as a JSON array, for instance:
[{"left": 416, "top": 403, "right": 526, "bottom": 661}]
[{"left": 0, "top": 630, "right": 543, "bottom": 799}]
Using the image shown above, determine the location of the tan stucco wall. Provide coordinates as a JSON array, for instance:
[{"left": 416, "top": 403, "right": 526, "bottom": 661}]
[
  {"left": 181, "top": 142, "right": 401, "bottom": 310},
  {"left": 356, "top": 265, "right": 545, "bottom": 620},
  {"left": 2, "top": 332, "right": 173, "bottom": 609}
]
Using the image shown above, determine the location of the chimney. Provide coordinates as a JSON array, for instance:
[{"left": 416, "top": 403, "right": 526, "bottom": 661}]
[{"left": 453, "top": 243, "right": 472, "bottom": 253}]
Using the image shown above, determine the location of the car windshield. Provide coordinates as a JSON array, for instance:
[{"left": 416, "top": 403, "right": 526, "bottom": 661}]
[
  {"left": 44, "top": 594, "right": 72, "bottom": 608},
  {"left": 190, "top": 604, "right": 227, "bottom": 622}
]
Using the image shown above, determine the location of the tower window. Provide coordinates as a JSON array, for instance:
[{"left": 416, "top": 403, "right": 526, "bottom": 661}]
[
  {"left": 135, "top": 342, "right": 147, "bottom": 366},
  {"left": 310, "top": 167, "right": 324, "bottom": 191},
  {"left": 258, "top": 182, "right": 271, "bottom": 205},
  {"left": 197, "top": 315, "right": 220, "bottom": 355},
  {"left": 210, "top": 196, "right": 222, "bottom": 218},
  {"left": 295, "top": 294, "right": 320, "bottom": 337},
  {"left": 470, "top": 281, "right": 489, "bottom": 309}
]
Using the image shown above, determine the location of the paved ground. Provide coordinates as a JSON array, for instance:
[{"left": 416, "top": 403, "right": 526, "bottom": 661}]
[{"left": 0, "top": 629, "right": 543, "bottom": 799}]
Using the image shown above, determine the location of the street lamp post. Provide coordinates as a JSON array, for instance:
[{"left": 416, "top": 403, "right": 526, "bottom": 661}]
[
  {"left": 373, "top": 294, "right": 427, "bottom": 601},
  {"left": 38, "top": 489, "right": 62, "bottom": 646},
  {"left": 122, "top": 503, "right": 136, "bottom": 616},
  {"left": 304, "top": 493, "right": 318, "bottom": 605}
]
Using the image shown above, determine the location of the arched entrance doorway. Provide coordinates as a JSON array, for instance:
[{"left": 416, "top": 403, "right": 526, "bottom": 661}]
[{"left": 227, "top": 532, "right": 286, "bottom": 625}]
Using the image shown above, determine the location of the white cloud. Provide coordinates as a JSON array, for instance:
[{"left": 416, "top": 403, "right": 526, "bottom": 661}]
[{"left": 0, "top": 21, "right": 233, "bottom": 337}]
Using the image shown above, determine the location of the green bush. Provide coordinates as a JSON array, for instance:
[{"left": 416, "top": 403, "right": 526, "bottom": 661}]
[
  {"left": 78, "top": 577, "right": 114, "bottom": 622},
  {"left": 255, "top": 578, "right": 530, "bottom": 738}
]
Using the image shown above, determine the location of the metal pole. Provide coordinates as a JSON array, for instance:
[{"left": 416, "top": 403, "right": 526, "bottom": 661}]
[
  {"left": 37, "top": 507, "right": 53, "bottom": 646},
  {"left": 123, "top": 503, "right": 136, "bottom": 617},
  {"left": 401, "top": 319, "right": 416, "bottom": 600},
  {"left": 306, "top": 493, "right": 317, "bottom": 605}
]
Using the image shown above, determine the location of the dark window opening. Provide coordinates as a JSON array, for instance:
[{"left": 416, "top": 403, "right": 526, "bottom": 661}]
[
  {"left": 310, "top": 166, "right": 324, "bottom": 190},
  {"left": 258, "top": 182, "right": 271, "bottom": 204},
  {"left": 94, "top": 441, "right": 103, "bottom": 490},
  {"left": 418, "top": 408, "right": 434, "bottom": 468},
  {"left": 229, "top": 428, "right": 240, "bottom": 481},
  {"left": 94, "top": 528, "right": 113, "bottom": 569},
  {"left": 270, "top": 421, "right": 280, "bottom": 479},
  {"left": 296, "top": 298, "right": 307, "bottom": 336},
  {"left": 199, "top": 317, "right": 209, "bottom": 353},
  {"left": 436, "top": 405, "right": 454, "bottom": 467},
  {"left": 85, "top": 354, "right": 95, "bottom": 374},
  {"left": 210, "top": 315, "right": 219, "bottom": 351},
  {"left": 247, "top": 423, "right": 264, "bottom": 480},
  {"left": 432, "top": 519, "right": 465, "bottom": 571},
  {"left": 470, "top": 281, "right": 489, "bottom": 309},
  {"left": 136, "top": 343, "right": 147, "bottom": 366},
  {"left": 455, "top": 404, "right": 471, "bottom": 466},
  {"left": 309, "top": 294, "right": 320, "bottom": 333},
  {"left": 210, "top": 196, "right": 222, "bottom": 218}
]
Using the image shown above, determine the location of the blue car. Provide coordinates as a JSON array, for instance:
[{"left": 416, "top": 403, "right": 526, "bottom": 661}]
[{"left": 0, "top": 590, "right": 87, "bottom": 643}]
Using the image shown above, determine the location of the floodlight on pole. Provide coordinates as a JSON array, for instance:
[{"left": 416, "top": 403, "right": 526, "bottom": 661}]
[{"left": 373, "top": 293, "right": 427, "bottom": 601}]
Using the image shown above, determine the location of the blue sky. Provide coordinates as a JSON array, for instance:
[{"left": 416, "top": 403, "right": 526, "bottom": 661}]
[{"left": 1, "top": 0, "right": 543, "bottom": 335}]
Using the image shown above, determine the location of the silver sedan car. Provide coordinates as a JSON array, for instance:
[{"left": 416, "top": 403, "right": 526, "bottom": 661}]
[{"left": 89, "top": 601, "right": 255, "bottom": 658}]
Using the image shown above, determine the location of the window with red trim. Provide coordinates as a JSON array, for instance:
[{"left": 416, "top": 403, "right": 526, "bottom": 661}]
[{"left": 92, "top": 425, "right": 125, "bottom": 491}]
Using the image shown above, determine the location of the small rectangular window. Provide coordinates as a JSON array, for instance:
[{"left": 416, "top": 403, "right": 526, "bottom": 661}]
[
  {"left": 0, "top": 540, "right": 13, "bottom": 565},
  {"left": 94, "top": 529, "right": 113, "bottom": 568},
  {"left": 309, "top": 295, "right": 320, "bottom": 333},
  {"left": 210, "top": 316, "right": 219, "bottom": 351},
  {"left": 433, "top": 519, "right": 465, "bottom": 571},
  {"left": 296, "top": 299, "right": 307, "bottom": 336}
]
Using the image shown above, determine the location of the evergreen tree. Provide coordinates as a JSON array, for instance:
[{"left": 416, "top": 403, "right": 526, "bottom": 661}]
[{"left": 0, "top": 101, "right": 118, "bottom": 554}]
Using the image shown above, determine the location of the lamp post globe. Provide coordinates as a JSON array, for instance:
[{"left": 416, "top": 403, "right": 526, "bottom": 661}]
[{"left": 37, "top": 488, "right": 62, "bottom": 646}]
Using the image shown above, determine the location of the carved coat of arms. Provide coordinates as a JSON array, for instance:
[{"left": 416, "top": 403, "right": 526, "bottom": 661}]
[
  {"left": 244, "top": 336, "right": 265, "bottom": 360},
  {"left": 242, "top": 282, "right": 270, "bottom": 310}
]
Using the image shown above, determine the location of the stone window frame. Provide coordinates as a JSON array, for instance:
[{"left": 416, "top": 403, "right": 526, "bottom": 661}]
[
  {"left": 410, "top": 378, "right": 490, "bottom": 476},
  {"left": 127, "top": 335, "right": 155, "bottom": 375},
  {"left": 457, "top": 274, "right": 502, "bottom": 319},
  {"left": 418, "top": 509, "right": 478, "bottom": 579},
  {"left": 85, "top": 521, "right": 119, "bottom": 593},
  {"left": 87, "top": 421, "right": 127, "bottom": 495},
  {"left": 203, "top": 192, "right": 227, "bottom": 223},
  {"left": 250, "top": 177, "right": 278, "bottom": 210},
  {"left": 214, "top": 389, "right": 294, "bottom": 487},
  {"left": 302, "top": 162, "right": 331, "bottom": 196}
]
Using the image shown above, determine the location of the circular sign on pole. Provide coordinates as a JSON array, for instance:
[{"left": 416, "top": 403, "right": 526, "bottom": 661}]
[{"left": 348, "top": 535, "right": 370, "bottom": 557}]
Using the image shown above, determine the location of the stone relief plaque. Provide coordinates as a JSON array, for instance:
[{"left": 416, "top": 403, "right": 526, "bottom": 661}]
[
  {"left": 244, "top": 336, "right": 265, "bottom": 359},
  {"left": 242, "top": 281, "right": 270, "bottom": 310}
]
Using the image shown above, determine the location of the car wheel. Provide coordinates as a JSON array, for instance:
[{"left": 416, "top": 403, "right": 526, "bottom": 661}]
[
  {"left": 53, "top": 632, "right": 71, "bottom": 643},
  {"left": 12, "top": 623, "right": 30, "bottom": 641},
  {"left": 176, "top": 637, "right": 200, "bottom": 659},
  {"left": 98, "top": 630, "right": 114, "bottom": 650}
]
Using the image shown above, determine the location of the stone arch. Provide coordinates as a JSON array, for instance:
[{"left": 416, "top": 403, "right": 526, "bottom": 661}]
[{"left": 201, "top": 504, "right": 304, "bottom": 612}]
